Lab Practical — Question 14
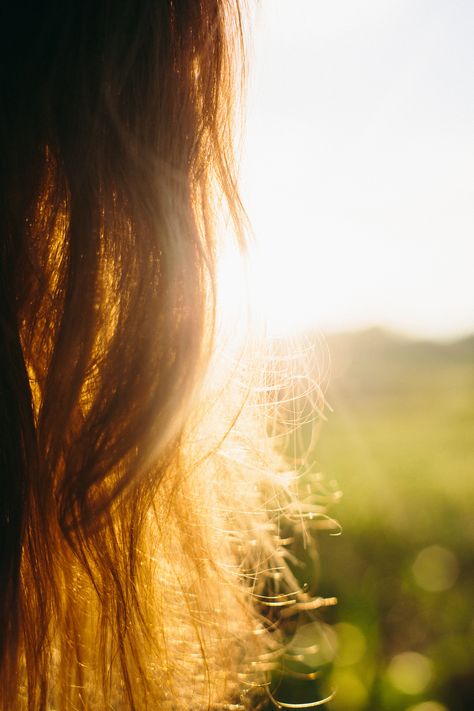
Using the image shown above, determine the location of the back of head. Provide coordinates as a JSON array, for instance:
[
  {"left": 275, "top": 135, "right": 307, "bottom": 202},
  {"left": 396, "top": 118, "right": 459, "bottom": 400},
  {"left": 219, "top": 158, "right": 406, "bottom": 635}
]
[{"left": 0, "top": 2, "right": 262, "bottom": 708}]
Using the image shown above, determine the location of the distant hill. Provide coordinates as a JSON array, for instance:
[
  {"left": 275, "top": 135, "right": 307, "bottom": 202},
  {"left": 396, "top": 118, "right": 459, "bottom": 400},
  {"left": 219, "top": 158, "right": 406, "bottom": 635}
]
[
  {"left": 325, "top": 326, "right": 474, "bottom": 363},
  {"left": 310, "top": 327, "right": 474, "bottom": 398}
]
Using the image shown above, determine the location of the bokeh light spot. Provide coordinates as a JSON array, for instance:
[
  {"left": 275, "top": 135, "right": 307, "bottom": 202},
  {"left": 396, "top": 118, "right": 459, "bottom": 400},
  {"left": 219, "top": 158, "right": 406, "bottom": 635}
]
[
  {"left": 406, "top": 702, "right": 449, "bottom": 711},
  {"left": 334, "top": 622, "right": 366, "bottom": 667},
  {"left": 289, "top": 621, "right": 337, "bottom": 668},
  {"left": 412, "top": 545, "right": 459, "bottom": 592},
  {"left": 329, "top": 669, "right": 368, "bottom": 711},
  {"left": 387, "top": 652, "right": 432, "bottom": 695}
]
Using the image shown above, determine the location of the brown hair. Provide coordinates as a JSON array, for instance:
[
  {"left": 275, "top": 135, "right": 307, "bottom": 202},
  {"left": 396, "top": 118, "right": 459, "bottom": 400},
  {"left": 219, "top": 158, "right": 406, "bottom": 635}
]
[
  {"left": 0, "top": 2, "right": 337, "bottom": 709},
  {"left": 0, "top": 1, "right": 262, "bottom": 708}
]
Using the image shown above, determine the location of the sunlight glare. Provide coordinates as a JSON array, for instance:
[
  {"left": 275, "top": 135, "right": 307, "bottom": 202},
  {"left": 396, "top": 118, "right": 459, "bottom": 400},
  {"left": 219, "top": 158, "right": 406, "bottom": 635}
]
[{"left": 232, "top": 0, "right": 474, "bottom": 339}]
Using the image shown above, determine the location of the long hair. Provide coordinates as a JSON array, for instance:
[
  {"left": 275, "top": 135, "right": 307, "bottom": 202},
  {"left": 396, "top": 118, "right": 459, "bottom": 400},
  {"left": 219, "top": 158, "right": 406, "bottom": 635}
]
[
  {"left": 0, "top": 1, "right": 259, "bottom": 708},
  {"left": 0, "top": 2, "right": 337, "bottom": 709}
]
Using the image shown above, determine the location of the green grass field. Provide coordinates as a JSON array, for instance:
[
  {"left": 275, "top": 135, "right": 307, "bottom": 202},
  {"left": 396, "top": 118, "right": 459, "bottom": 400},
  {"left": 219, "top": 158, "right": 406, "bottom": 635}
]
[{"left": 265, "top": 329, "right": 474, "bottom": 711}]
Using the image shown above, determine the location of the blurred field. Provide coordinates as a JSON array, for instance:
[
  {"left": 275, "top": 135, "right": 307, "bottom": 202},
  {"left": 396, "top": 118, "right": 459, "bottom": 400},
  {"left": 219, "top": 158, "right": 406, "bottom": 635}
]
[{"left": 266, "top": 328, "right": 474, "bottom": 711}]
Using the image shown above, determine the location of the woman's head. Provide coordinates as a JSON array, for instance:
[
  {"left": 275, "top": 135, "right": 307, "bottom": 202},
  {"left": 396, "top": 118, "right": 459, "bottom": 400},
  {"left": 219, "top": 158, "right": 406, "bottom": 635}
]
[
  {"left": 0, "top": 2, "right": 255, "bottom": 708},
  {"left": 0, "top": 3, "right": 336, "bottom": 709},
  {"left": 1, "top": 0, "right": 245, "bottom": 511}
]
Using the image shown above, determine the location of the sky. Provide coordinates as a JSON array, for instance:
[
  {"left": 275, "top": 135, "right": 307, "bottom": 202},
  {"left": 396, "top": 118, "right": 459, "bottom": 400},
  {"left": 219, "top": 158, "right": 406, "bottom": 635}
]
[{"left": 229, "top": 0, "right": 474, "bottom": 339}]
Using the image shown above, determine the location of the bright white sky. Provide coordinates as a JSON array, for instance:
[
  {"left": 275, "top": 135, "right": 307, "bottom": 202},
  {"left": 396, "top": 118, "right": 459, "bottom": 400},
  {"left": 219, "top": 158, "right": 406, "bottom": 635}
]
[{"left": 229, "top": 0, "right": 474, "bottom": 339}]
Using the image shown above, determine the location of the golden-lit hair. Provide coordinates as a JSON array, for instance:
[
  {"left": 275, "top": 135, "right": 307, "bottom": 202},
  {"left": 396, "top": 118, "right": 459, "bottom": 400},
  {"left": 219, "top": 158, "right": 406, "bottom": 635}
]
[{"left": 0, "top": 2, "right": 336, "bottom": 709}]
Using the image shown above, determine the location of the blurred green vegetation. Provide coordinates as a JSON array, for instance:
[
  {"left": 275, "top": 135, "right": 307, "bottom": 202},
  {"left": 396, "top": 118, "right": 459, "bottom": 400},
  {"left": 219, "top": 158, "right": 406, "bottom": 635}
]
[{"left": 266, "top": 328, "right": 474, "bottom": 711}]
